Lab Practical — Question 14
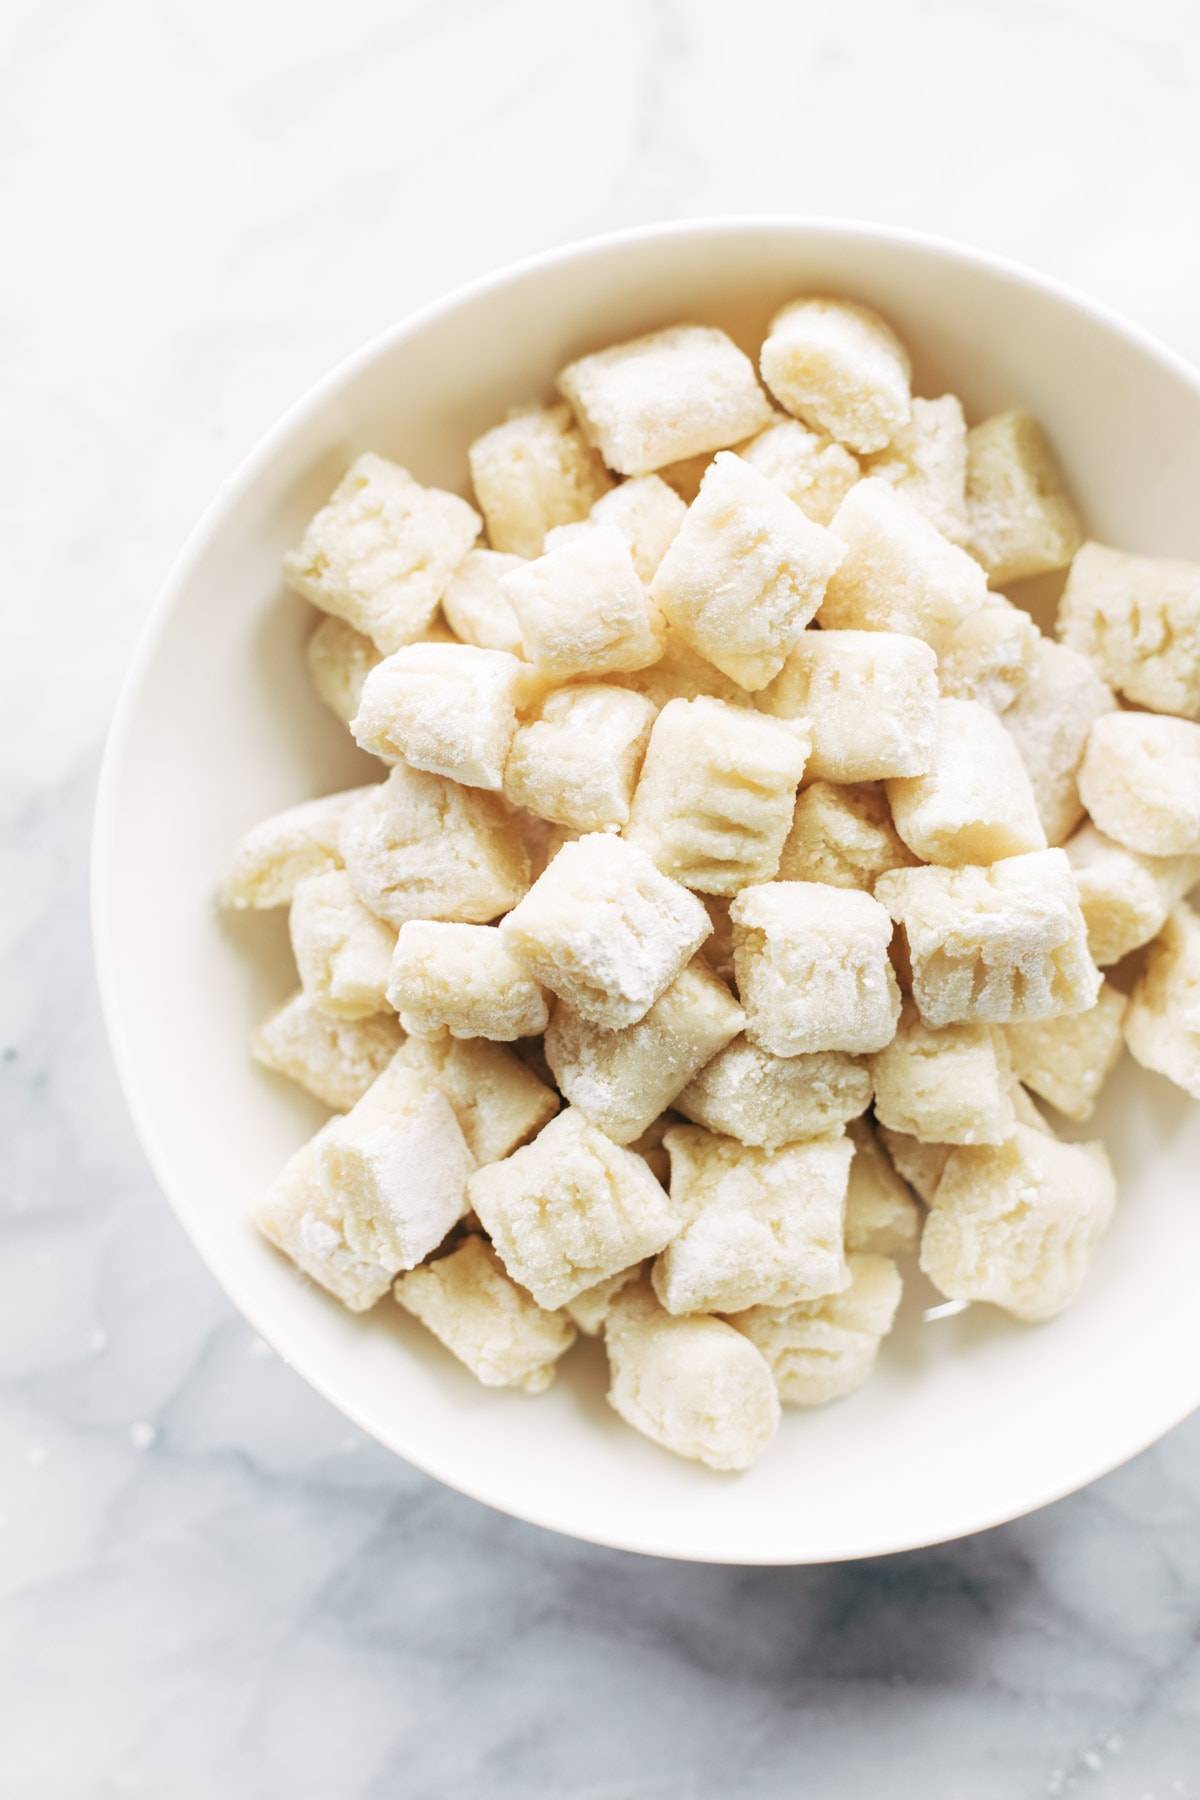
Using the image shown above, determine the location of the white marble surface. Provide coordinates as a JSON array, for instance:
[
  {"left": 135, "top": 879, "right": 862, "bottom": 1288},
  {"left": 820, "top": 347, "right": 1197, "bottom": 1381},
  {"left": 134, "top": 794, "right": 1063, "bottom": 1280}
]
[{"left": 5, "top": 1, "right": 1200, "bottom": 1793}]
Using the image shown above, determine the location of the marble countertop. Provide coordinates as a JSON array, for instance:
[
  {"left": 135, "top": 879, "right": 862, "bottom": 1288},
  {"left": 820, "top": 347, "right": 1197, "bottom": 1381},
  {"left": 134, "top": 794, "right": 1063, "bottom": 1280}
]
[{"left": 5, "top": 0, "right": 1200, "bottom": 1793}]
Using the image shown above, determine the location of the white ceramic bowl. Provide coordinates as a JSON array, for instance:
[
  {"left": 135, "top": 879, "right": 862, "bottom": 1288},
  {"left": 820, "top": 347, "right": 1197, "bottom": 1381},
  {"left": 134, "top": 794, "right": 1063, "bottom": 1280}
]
[{"left": 93, "top": 219, "right": 1200, "bottom": 1564}]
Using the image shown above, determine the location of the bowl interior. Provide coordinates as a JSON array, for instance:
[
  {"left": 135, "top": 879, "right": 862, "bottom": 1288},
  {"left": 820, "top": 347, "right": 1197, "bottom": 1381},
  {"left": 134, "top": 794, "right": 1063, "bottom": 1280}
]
[{"left": 95, "top": 222, "right": 1200, "bottom": 1563}]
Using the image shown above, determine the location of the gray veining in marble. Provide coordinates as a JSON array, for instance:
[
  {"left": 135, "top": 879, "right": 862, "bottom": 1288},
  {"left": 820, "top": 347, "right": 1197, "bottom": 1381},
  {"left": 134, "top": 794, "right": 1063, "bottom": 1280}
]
[{"left": 5, "top": 0, "right": 1200, "bottom": 1794}]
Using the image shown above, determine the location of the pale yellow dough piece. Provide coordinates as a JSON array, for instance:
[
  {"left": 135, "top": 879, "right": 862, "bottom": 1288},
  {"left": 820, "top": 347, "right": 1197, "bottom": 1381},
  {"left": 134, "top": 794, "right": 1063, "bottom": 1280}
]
[
  {"left": 255, "top": 1125, "right": 395, "bottom": 1312},
  {"left": 1064, "top": 821, "right": 1200, "bottom": 967},
  {"left": 604, "top": 1280, "right": 780, "bottom": 1472},
  {"left": 653, "top": 1125, "right": 852, "bottom": 1315},
  {"left": 648, "top": 452, "right": 845, "bottom": 691},
  {"left": 498, "top": 526, "right": 663, "bottom": 679},
  {"left": 1006, "top": 980, "right": 1127, "bottom": 1121},
  {"left": 1001, "top": 636, "right": 1116, "bottom": 845},
  {"left": 289, "top": 869, "right": 396, "bottom": 1019},
  {"left": 546, "top": 474, "right": 688, "bottom": 581},
  {"left": 732, "top": 880, "right": 900, "bottom": 1056},
  {"left": 395, "top": 1236, "right": 576, "bottom": 1392},
  {"left": 564, "top": 1263, "right": 646, "bottom": 1336},
  {"left": 352, "top": 641, "right": 528, "bottom": 791},
  {"left": 759, "top": 297, "right": 911, "bottom": 454},
  {"left": 395, "top": 1033, "right": 558, "bottom": 1164},
  {"left": 870, "top": 1000, "right": 1015, "bottom": 1146},
  {"left": 1124, "top": 903, "right": 1200, "bottom": 1099},
  {"left": 624, "top": 696, "right": 809, "bottom": 894},
  {"left": 1058, "top": 541, "right": 1200, "bottom": 719},
  {"left": 252, "top": 992, "right": 405, "bottom": 1112},
  {"left": 544, "top": 957, "right": 744, "bottom": 1145},
  {"left": 469, "top": 1107, "right": 679, "bottom": 1309},
  {"left": 876, "top": 1124, "right": 950, "bottom": 1207},
  {"left": 676, "top": 1037, "right": 871, "bottom": 1150},
  {"left": 612, "top": 631, "right": 754, "bottom": 710},
  {"left": 504, "top": 683, "right": 657, "bottom": 832},
  {"left": 866, "top": 394, "right": 968, "bottom": 544},
  {"left": 820, "top": 478, "right": 988, "bottom": 651},
  {"left": 557, "top": 324, "right": 772, "bottom": 477},
  {"left": 388, "top": 921, "right": 548, "bottom": 1041},
  {"left": 777, "top": 781, "right": 916, "bottom": 890},
  {"left": 500, "top": 832, "right": 711, "bottom": 1029},
  {"left": 730, "top": 1253, "right": 902, "bottom": 1406},
  {"left": 735, "top": 415, "right": 860, "bottom": 524},
  {"left": 315, "top": 1059, "right": 473, "bottom": 1271},
  {"left": 339, "top": 763, "right": 529, "bottom": 928},
  {"left": 920, "top": 1124, "right": 1116, "bottom": 1322},
  {"left": 876, "top": 848, "right": 1100, "bottom": 1027},
  {"left": 220, "top": 786, "right": 375, "bottom": 911},
  {"left": 937, "top": 596, "right": 1041, "bottom": 715},
  {"left": 440, "top": 548, "right": 526, "bottom": 656},
  {"left": 965, "top": 411, "right": 1082, "bottom": 585},
  {"left": 887, "top": 697, "right": 1047, "bottom": 866},
  {"left": 1078, "top": 711, "right": 1200, "bottom": 857},
  {"left": 468, "top": 402, "right": 611, "bottom": 558},
  {"left": 759, "top": 629, "right": 938, "bottom": 781},
  {"left": 283, "top": 453, "right": 480, "bottom": 653},
  {"left": 306, "top": 616, "right": 383, "bottom": 725},
  {"left": 843, "top": 1118, "right": 922, "bottom": 1255}
]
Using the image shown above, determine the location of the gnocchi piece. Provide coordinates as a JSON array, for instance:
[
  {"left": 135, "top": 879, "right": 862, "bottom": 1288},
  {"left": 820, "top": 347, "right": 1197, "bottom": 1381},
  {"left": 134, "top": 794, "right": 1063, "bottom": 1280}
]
[
  {"left": 604, "top": 1280, "right": 780, "bottom": 1472},
  {"left": 315, "top": 1059, "right": 474, "bottom": 1271},
  {"left": 504, "top": 683, "right": 657, "bottom": 832},
  {"left": 776, "top": 780, "right": 916, "bottom": 890},
  {"left": 544, "top": 957, "right": 744, "bottom": 1145},
  {"left": 352, "top": 641, "right": 528, "bottom": 791},
  {"left": 875, "top": 848, "right": 1100, "bottom": 1027},
  {"left": 255, "top": 1125, "right": 395, "bottom": 1312},
  {"left": 819, "top": 478, "right": 989, "bottom": 651},
  {"left": 1006, "top": 980, "right": 1127, "bottom": 1121},
  {"left": 676, "top": 1037, "right": 872, "bottom": 1150},
  {"left": 865, "top": 394, "right": 969, "bottom": 544},
  {"left": 920, "top": 1124, "right": 1116, "bottom": 1322},
  {"left": 395, "top": 1032, "right": 558, "bottom": 1163},
  {"left": 1058, "top": 541, "right": 1200, "bottom": 719},
  {"left": 965, "top": 411, "right": 1082, "bottom": 585},
  {"left": 289, "top": 869, "right": 396, "bottom": 1019},
  {"left": 467, "top": 403, "right": 611, "bottom": 558},
  {"left": 936, "top": 597, "right": 1041, "bottom": 715},
  {"left": 469, "top": 1107, "right": 679, "bottom": 1309},
  {"left": 1077, "top": 711, "right": 1200, "bottom": 857},
  {"left": 730, "top": 1253, "right": 903, "bottom": 1406},
  {"left": 499, "top": 833, "right": 711, "bottom": 1029},
  {"left": 612, "top": 631, "right": 754, "bottom": 709},
  {"left": 306, "top": 616, "right": 383, "bottom": 725},
  {"left": 557, "top": 324, "right": 772, "bottom": 476},
  {"left": 394, "top": 1235, "right": 577, "bottom": 1392},
  {"left": 283, "top": 453, "right": 480, "bottom": 653},
  {"left": 623, "top": 696, "right": 809, "bottom": 894},
  {"left": 220, "top": 786, "right": 375, "bottom": 911},
  {"left": 648, "top": 452, "right": 845, "bottom": 691},
  {"left": 564, "top": 1263, "right": 646, "bottom": 1336},
  {"left": 1001, "top": 636, "right": 1116, "bottom": 845},
  {"left": 759, "top": 297, "right": 911, "bottom": 454},
  {"left": 875, "top": 1124, "right": 950, "bottom": 1207},
  {"left": 1124, "top": 903, "right": 1200, "bottom": 1099},
  {"left": 498, "top": 526, "right": 664, "bottom": 678},
  {"left": 387, "top": 921, "right": 549, "bottom": 1041},
  {"left": 870, "top": 1000, "right": 1015, "bottom": 1146},
  {"left": 1064, "top": 822, "right": 1200, "bottom": 967},
  {"left": 252, "top": 991, "right": 405, "bottom": 1112},
  {"left": 886, "top": 697, "right": 1047, "bottom": 865},
  {"left": 339, "top": 763, "right": 529, "bottom": 928},
  {"left": 440, "top": 548, "right": 526, "bottom": 656},
  {"left": 731, "top": 881, "right": 901, "bottom": 1056},
  {"left": 653, "top": 1125, "right": 852, "bottom": 1315},
  {"left": 547, "top": 474, "right": 688, "bottom": 581},
  {"left": 758, "top": 629, "right": 939, "bottom": 782},
  {"left": 843, "top": 1118, "right": 922, "bottom": 1255},
  {"left": 735, "top": 414, "right": 860, "bottom": 524}
]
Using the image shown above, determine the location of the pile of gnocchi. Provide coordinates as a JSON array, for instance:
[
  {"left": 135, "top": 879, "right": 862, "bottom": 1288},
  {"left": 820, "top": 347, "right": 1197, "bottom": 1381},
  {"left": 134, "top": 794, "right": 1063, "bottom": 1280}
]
[{"left": 222, "top": 298, "right": 1200, "bottom": 1473}]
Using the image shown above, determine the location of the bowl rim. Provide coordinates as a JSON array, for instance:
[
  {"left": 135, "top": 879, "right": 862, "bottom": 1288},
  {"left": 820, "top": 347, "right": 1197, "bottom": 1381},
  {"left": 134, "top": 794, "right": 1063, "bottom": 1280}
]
[{"left": 91, "top": 215, "right": 1200, "bottom": 1563}]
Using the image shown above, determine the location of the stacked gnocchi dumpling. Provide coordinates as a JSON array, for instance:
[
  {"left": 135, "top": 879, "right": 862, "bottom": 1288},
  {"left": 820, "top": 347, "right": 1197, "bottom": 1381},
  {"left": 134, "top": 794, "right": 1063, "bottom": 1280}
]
[{"left": 224, "top": 298, "right": 1200, "bottom": 1475}]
